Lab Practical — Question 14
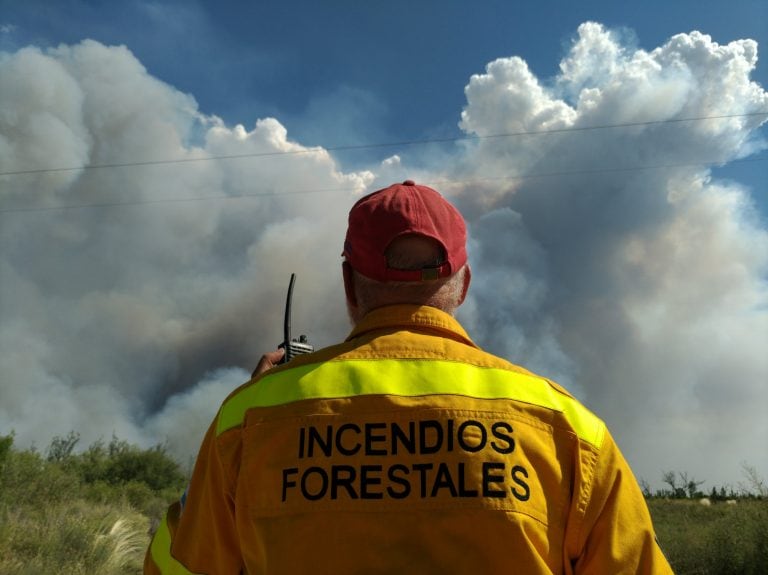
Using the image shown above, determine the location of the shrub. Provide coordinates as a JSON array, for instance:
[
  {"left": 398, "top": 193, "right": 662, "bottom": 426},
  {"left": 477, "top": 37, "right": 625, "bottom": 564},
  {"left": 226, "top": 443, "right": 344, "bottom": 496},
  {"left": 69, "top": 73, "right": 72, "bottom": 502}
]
[
  {"left": 0, "top": 433, "right": 13, "bottom": 468},
  {"left": 0, "top": 445, "right": 81, "bottom": 507},
  {"left": 0, "top": 433, "right": 186, "bottom": 574},
  {"left": 102, "top": 438, "right": 185, "bottom": 491},
  {"left": 45, "top": 431, "right": 80, "bottom": 463},
  {"left": 72, "top": 435, "right": 185, "bottom": 491}
]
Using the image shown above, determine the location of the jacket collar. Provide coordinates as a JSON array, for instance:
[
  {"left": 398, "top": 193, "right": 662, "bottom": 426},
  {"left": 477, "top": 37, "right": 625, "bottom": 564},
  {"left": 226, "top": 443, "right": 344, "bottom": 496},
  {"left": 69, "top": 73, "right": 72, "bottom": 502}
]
[{"left": 345, "top": 304, "right": 478, "bottom": 348}]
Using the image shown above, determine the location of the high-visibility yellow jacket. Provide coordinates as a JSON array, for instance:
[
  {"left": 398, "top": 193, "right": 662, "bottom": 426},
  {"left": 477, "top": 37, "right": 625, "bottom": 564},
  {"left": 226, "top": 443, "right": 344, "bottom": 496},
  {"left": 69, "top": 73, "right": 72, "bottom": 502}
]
[{"left": 145, "top": 305, "right": 673, "bottom": 574}]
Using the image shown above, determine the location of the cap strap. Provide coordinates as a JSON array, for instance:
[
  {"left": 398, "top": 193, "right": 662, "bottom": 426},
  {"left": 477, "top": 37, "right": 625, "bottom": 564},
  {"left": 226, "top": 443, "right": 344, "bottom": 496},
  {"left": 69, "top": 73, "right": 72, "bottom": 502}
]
[{"left": 382, "top": 262, "right": 452, "bottom": 282}]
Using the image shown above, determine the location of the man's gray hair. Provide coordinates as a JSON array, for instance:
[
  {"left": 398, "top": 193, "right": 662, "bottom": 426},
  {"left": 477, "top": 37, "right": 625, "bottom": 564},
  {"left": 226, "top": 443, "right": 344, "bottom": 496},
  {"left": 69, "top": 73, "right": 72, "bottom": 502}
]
[{"left": 349, "top": 235, "right": 468, "bottom": 321}]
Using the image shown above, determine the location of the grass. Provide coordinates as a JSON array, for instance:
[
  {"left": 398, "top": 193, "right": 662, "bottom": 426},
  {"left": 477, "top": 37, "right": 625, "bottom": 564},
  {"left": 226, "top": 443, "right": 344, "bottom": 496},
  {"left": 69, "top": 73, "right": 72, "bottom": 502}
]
[
  {"left": 0, "top": 501, "right": 148, "bottom": 575},
  {"left": 0, "top": 433, "right": 183, "bottom": 575},
  {"left": 650, "top": 498, "right": 768, "bottom": 574}
]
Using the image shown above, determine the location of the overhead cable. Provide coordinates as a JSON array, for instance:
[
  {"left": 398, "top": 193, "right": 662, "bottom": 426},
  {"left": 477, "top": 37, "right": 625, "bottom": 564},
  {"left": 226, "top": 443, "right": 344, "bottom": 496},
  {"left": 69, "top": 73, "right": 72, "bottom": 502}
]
[
  {"left": 1, "top": 111, "right": 766, "bottom": 177},
  {"left": 1, "top": 155, "right": 765, "bottom": 214}
]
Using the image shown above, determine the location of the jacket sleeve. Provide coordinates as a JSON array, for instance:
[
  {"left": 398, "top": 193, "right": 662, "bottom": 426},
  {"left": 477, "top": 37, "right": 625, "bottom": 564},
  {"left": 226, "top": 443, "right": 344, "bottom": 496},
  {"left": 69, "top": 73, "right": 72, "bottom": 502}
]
[
  {"left": 144, "top": 418, "right": 243, "bottom": 574},
  {"left": 571, "top": 430, "right": 674, "bottom": 575}
]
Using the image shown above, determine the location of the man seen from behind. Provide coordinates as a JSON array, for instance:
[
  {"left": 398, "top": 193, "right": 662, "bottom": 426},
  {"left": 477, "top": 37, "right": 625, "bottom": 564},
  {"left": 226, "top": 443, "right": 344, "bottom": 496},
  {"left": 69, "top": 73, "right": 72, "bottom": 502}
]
[{"left": 145, "top": 180, "right": 674, "bottom": 574}]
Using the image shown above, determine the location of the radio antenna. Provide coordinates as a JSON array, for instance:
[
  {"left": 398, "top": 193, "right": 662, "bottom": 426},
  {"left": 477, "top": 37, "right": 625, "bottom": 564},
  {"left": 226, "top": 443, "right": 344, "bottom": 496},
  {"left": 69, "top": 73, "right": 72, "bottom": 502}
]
[
  {"left": 283, "top": 273, "right": 296, "bottom": 350},
  {"left": 277, "top": 273, "right": 314, "bottom": 364}
]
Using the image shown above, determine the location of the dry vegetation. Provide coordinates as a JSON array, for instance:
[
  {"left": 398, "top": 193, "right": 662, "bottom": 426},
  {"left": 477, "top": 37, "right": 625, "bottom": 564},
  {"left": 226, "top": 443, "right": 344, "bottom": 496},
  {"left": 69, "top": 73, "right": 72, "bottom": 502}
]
[{"left": 0, "top": 432, "right": 182, "bottom": 574}]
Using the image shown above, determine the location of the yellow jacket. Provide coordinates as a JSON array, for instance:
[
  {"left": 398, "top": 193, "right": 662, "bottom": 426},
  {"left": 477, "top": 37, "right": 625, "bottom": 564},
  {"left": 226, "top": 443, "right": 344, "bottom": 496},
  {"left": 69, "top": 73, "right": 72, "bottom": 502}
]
[{"left": 145, "top": 305, "right": 672, "bottom": 574}]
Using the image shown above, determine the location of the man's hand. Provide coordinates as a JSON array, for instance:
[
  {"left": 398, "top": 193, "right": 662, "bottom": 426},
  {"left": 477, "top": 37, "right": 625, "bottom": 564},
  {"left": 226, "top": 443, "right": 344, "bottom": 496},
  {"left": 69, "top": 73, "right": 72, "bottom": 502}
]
[{"left": 251, "top": 348, "right": 286, "bottom": 378}]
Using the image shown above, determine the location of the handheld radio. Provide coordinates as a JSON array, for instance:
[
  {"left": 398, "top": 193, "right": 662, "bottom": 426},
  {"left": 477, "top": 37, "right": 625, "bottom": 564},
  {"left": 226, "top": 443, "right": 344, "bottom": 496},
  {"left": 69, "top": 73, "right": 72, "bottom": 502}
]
[{"left": 278, "top": 273, "right": 314, "bottom": 363}]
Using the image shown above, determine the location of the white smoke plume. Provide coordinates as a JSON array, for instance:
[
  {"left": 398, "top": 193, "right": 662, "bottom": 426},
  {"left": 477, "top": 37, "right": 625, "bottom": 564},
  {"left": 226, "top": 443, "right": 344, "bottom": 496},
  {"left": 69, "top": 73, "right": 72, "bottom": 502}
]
[
  {"left": 1, "top": 23, "right": 766, "bottom": 488},
  {"left": 453, "top": 23, "right": 768, "bottom": 487},
  {"left": 0, "top": 40, "right": 373, "bottom": 457}
]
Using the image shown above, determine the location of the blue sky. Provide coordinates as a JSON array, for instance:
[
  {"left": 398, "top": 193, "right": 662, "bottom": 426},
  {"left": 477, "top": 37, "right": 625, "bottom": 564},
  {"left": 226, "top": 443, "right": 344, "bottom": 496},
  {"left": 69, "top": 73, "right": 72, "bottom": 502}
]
[
  {"left": 138, "top": 1, "right": 767, "bottom": 150},
  {"left": 3, "top": 0, "right": 765, "bottom": 206},
  {"left": 1, "top": 1, "right": 766, "bottom": 489},
  {"left": 1, "top": 2, "right": 764, "bottom": 133}
]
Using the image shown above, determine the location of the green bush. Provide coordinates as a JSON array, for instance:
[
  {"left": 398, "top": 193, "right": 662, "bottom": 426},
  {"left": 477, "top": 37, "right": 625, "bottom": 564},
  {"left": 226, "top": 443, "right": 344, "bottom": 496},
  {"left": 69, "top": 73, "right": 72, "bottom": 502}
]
[
  {"left": 0, "top": 432, "right": 185, "bottom": 575},
  {"left": 0, "top": 445, "right": 81, "bottom": 507},
  {"left": 0, "top": 433, "right": 13, "bottom": 467},
  {"left": 101, "top": 438, "right": 185, "bottom": 491},
  {"left": 67, "top": 435, "right": 186, "bottom": 491}
]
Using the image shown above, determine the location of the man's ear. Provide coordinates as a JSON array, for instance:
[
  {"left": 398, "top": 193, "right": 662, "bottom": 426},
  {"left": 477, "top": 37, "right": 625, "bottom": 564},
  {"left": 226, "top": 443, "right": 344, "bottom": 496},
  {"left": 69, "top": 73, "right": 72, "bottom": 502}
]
[
  {"left": 458, "top": 265, "right": 471, "bottom": 305},
  {"left": 342, "top": 261, "right": 357, "bottom": 307}
]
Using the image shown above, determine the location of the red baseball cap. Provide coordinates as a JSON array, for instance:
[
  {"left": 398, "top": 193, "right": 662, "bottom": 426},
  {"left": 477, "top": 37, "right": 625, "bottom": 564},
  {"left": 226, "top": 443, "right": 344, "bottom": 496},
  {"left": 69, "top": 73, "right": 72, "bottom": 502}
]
[{"left": 343, "top": 180, "right": 467, "bottom": 281}]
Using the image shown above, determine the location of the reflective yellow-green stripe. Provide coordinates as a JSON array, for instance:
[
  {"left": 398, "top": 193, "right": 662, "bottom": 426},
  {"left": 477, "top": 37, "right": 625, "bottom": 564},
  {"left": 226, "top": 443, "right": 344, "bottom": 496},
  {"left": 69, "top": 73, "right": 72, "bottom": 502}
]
[
  {"left": 149, "top": 515, "right": 199, "bottom": 575},
  {"left": 217, "top": 359, "right": 605, "bottom": 448}
]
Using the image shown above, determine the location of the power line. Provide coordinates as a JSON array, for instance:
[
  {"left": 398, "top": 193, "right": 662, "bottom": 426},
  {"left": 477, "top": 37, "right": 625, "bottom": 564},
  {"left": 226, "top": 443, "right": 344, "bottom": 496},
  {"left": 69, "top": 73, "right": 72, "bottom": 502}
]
[
  {"left": 1, "top": 111, "right": 766, "bottom": 177},
  {"left": 1, "top": 155, "right": 765, "bottom": 215},
  {"left": 0, "top": 186, "right": 351, "bottom": 214}
]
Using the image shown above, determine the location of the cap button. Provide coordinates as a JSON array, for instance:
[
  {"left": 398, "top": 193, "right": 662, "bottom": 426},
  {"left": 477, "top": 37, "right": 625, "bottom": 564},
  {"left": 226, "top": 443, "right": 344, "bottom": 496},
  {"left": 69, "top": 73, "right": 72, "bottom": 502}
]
[{"left": 403, "top": 179, "right": 415, "bottom": 186}]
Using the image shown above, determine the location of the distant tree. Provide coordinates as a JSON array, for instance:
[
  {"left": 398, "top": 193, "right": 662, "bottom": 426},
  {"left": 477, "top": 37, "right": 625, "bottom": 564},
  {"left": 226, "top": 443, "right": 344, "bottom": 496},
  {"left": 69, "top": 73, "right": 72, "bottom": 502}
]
[
  {"left": 639, "top": 478, "right": 652, "bottom": 498},
  {"left": 662, "top": 470, "right": 677, "bottom": 494},
  {"left": 0, "top": 432, "right": 14, "bottom": 468},
  {"left": 679, "top": 471, "right": 705, "bottom": 499},
  {"left": 661, "top": 470, "right": 705, "bottom": 498},
  {"left": 46, "top": 431, "right": 80, "bottom": 462},
  {"left": 662, "top": 470, "right": 687, "bottom": 498},
  {"left": 739, "top": 462, "right": 767, "bottom": 498}
]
